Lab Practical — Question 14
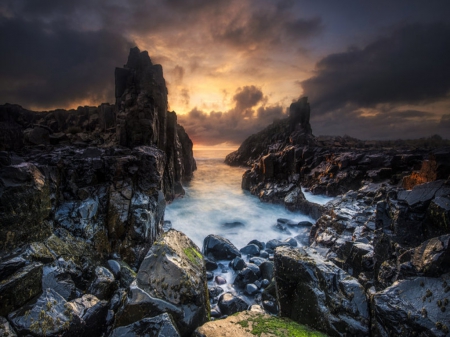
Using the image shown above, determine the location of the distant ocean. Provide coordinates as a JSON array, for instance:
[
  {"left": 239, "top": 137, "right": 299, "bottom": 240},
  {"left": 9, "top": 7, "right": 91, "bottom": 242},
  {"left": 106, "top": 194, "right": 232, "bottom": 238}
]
[{"left": 165, "top": 148, "right": 333, "bottom": 249}]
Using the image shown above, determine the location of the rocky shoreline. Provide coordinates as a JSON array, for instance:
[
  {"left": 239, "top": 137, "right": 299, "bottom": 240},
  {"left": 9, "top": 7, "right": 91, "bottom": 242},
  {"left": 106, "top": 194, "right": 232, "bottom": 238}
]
[
  {"left": 223, "top": 97, "right": 450, "bottom": 336},
  {"left": 1, "top": 47, "right": 449, "bottom": 336}
]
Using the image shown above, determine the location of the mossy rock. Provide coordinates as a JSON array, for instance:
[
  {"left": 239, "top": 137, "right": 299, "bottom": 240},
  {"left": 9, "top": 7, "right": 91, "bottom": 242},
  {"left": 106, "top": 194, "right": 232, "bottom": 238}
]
[{"left": 194, "top": 311, "right": 327, "bottom": 337}]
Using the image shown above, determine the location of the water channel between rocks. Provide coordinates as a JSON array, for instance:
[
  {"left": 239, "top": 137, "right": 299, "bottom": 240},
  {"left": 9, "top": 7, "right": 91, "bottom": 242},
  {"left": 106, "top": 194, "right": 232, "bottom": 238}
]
[{"left": 165, "top": 148, "right": 333, "bottom": 250}]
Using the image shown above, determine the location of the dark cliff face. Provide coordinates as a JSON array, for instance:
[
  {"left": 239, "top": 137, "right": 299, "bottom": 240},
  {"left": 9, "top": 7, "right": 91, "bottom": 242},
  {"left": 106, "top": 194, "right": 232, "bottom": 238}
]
[{"left": 0, "top": 47, "right": 196, "bottom": 266}]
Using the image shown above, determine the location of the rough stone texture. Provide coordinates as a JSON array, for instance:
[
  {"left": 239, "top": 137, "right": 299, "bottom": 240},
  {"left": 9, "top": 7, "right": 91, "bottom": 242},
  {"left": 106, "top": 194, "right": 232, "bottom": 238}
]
[
  {"left": 0, "top": 47, "right": 197, "bottom": 333},
  {"left": 109, "top": 313, "right": 180, "bottom": 337},
  {"left": 114, "top": 230, "right": 209, "bottom": 337},
  {"left": 0, "top": 316, "right": 17, "bottom": 336},
  {"left": 274, "top": 247, "right": 370, "bottom": 337},
  {"left": 412, "top": 235, "right": 450, "bottom": 276},
  {"left": 203, "top": 234, "right": 241, "bottom": 260},
  {"left": 0, "top": 163, "right": 51, "bottom": 250},
  {"left": 194, "top": 311, "right": 326, "bottom": 337},
  {"left": 0, "top": 262, "right": 43, "bottom": 316},
  {"left": 217, "top": 293, "right": 249, "bottom": 316},
  {"left": 372, "top": 273, "right": 450, "bottom": 337}
]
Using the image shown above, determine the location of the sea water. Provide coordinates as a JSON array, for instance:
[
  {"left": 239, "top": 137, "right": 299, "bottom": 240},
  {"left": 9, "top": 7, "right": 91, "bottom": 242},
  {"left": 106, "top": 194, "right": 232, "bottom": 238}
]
[{"left": 165, "top": 148, "right": 334, "bottom": 250}]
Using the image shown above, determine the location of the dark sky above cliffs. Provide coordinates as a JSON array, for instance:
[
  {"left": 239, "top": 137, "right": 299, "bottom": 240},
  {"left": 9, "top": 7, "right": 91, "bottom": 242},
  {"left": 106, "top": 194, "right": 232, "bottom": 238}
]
[{"left": 1, "top": 0, "right": 450, "bottom": 145}]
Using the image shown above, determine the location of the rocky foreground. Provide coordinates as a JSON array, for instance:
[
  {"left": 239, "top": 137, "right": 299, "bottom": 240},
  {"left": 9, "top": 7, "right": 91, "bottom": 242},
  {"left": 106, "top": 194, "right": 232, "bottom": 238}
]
[{"left": 224, "top": 97, "right": 450, "bottom": 336}]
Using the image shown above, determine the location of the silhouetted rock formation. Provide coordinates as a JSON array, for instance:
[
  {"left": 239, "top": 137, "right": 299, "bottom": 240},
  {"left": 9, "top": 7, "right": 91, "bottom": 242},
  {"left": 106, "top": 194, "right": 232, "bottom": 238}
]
[{"left": 0, "top": 48, "right": 200, "bottom": 336}]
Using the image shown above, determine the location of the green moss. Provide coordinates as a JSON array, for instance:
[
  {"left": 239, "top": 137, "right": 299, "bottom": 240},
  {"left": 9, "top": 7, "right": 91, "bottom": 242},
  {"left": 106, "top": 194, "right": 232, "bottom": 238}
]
[
  {"left": 183, "top": 247, "right": 202, "bottom": 266},
  {"left": 237, "top": 316, "right": 327, "bottom": 337}
]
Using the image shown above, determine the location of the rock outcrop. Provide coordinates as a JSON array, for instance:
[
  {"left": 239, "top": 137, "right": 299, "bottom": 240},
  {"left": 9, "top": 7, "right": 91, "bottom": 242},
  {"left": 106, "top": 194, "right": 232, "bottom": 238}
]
[
  {"left": 115, "top": 229, "right": 209, "bottom": 337},
  {"left": 225, "top": 97, "right": 450, "bottom": 336},
  {"left": 0, "top": 48, "right": 196, "bottom": 336}
]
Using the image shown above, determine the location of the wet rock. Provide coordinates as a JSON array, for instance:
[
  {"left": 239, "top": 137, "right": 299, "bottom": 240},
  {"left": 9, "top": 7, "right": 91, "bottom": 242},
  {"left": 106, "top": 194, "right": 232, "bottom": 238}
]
[
  {"left": 215, "top": 276, "right": 227, "bottom": 285},
  {"left": 259, "top": 251, "right": 269, "bottom": 258},
  {"left": 246, "top": 284, "right": 258, "bottom": 295},
  {"left": 0, "top": 262, "right": 43, "bottom": 316},
  {"left": 412, "top": 234, "right": 450, "bottom": 276},
  {"left": 204, "top": 258, "right": 218, "bottom": 271},
  {"left": 116, "top": 260, "right": 137, "bottom": 288},
  {"left": 372, "top": 273, "right": 450, "bottom": 336},
  {"left": 89, "top": 266, "right": 116, "bottom": 300},
  {"left": 222, "top": 221, "right": 245, "bottom": 228},
  {"left": 240, "top": 244, "right": 260, "bottom": 256},
  {"left": 261, "top": 279, "right": 270, "bottom": 288},
  {"left": 0, "top": 316, "right": 17, "bottom": 336},
  {"left": 263, "top": 300, "right": 278, "bottom": 315},
  {"left": 249, "top": 257, "right": 266, "bottom": 266},
  {"left": 217, "top": 293, "right": 249, "bottom": 316},
  {"left": 208, "top": 286, "right": 224, "bottom": 298},
  {"left": 70, "top": 294, "right": 109, "bottom": 336},
  {"left": 107, "top": 260, "right": 121, "bottom": 279},
  {"left": 206, "top": 272, "right": 213, "bottom": 280},
  {"left": 109, "top": 313, "right": 180, "bottom": 337},
  {"left": 115, "top": 230, "right": 209, "bottom": 337},
  {"left": 203, "top": 234, "right": 241, "bottom": 260},
  {"left": 42, "top": 260, "right": 79, "bottom": 301},
  {"left": 277, "top": 218, "right": 299, "bottom": 227},
  {"left": 230, "top": 257, "right": 246, "bottom": 271},
  {"left": 234, "top": 267, "right": 259, "bottom": 289},
  {"left": 266, "top": 237, "right": 297, "bottom": 250},
  {"left": 0, "top": 255, "right": 27, "bottom": 279},
  {"left": 210, "top": 306, "right": 221, "bottom": 319},
  {"left": 8, "top": 288, "right": 83, "bottom": 336},
  {"left": 259, "top": 261, "right": 274, "bottom": 280},
  {"left": 274, "top": 247, "right": 369, "bottom": 336},
  {"left": 248, "top": 239, "right": 265, "bottom": 250}
]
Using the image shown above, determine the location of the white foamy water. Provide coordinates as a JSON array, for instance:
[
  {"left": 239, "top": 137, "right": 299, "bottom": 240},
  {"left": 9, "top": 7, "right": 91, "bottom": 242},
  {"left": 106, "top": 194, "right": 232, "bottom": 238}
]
[{"left": 165, "top": 148, "right": 333, "bottom": 250}]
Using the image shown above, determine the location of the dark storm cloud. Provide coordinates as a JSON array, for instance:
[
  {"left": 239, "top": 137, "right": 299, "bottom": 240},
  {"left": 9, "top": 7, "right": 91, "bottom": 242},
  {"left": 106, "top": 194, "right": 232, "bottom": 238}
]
[
  {"left": 0, "top": 0, "right": 323, "bottom": 109},
  {"left": 0, "top": 16, "right": 132, "bottom": 109},
  {"left": 233, "top": 86, "right": 264, "bottom": 112},
  {"left": 211, "top": 4, "right": 323, "bottom": 50},
  {"left": 299, "top": 22, "right": 450, "bottom": 139},
  {"left": 301, "top": 23, "right": 450, "bottom": 113},
  {"left": 178, "top": 86, "right": 286, "bottom": 145}
]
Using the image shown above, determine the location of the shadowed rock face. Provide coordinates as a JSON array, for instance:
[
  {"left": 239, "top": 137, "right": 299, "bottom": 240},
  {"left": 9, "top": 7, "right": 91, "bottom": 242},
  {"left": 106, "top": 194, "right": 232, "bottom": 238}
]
[
  {"left": 115, "top": 230, "right": 209, "bottom": 337},
  {"left": 0, "top": 48, "right": 197, "bottom": 333}
]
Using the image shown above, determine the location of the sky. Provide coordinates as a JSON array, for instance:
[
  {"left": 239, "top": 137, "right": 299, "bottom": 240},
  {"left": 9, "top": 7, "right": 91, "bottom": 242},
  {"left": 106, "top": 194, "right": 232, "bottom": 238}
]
[{"left": 1, "top": 0, "right": 450, "bottom": 145}]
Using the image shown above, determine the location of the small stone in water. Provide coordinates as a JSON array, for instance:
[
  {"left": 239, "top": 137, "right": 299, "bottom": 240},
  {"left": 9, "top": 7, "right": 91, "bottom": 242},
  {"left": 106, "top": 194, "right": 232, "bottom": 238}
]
[
  {"left": 206, "top": 272, "right": 214, "bottom": 280},
  {"left": 215, "top": 275, "right": 227, "bottom": 285},
  {"left": 246, "top": 283, "right": 258, "bottom": 295}
]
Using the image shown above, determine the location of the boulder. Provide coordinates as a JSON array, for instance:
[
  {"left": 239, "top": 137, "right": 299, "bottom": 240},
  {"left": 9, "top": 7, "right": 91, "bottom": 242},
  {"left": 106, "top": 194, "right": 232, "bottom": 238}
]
[
  {"left": 234, "top": 267, "right": 259, "bottom": 289},
  {"left": 230, "top": 257, "right": 246, "bottom": 271},
  {"left": 372, "top": 274, "right": 450, "bottom": 336},
  {"left": 115, "top": 230, "right": 209, "bottom": 336},
  {"left": 0, "top": 262, "right": 43, "bottom": 316},
  {"left": 42, "top": 260, "right": 79, "bottom": 300},
  {"left": 8, "top": 288, "right": 83, "bottom": 336},
  {"left": 274, "top": 247, "right": 370, "bottom": 336},
  {"left": 89, "top": 266, "right": 117, "bottom": 300},
  {"left": 240, "top": 244, "right": 260, "bottom": 256},
  {"left": 203, "top": 234, "right": 241, "bottom": 260},
  {"left": 217, "top": 293, "right": 249, "bottom": 316},
  {"left": 412, "top": 234, "right": 450, "bottom": 276},
  {"left": 109, "top": 313, "right": 180, "bottom": 337}
]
